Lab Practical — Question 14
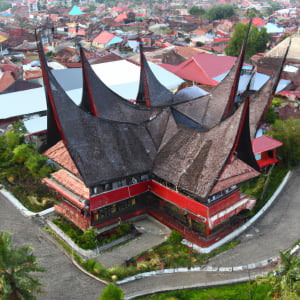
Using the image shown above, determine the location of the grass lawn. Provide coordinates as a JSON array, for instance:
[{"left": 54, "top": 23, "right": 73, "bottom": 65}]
[{"left": 240, "top": 164, "right": 288, "bottom": 215}]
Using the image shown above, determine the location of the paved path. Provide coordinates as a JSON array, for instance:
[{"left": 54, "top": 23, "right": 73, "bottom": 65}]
[
  {"left": 208, "top": 165, "right": 300, "bottom": 268},
  {"left": 96, "top": 217, "right": 171, "bottom": 268},
  {"left": 119, "top": 166, "right": 300, "bottom": 298},
  {"left": 0, "top": 193, "right": 104, "bottom": 300},
  {"left": 120, "top": 267, "right": 270, "bottom": 299},
  {"left": 0, "top": 165, "right": 299, "bottom": 299}
]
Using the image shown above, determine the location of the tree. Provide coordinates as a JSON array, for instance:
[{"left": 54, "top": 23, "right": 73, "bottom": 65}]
[
  {"left": 266, "top": 0, "right": 281, "bottom": 15},
  {"left": 259, "top": 250, "right": 300, "bottom": 299},
  {"left": 0, "top": 0, "right": 11, "bottom": 12},
  {"left": 266, "top": 118, "right": 300, "bottom": 169},
  {"left": 126, "top": 11, "right": 136, "bottom": 23},
  {"left": 100, "top": 283, "right": 124, "bottom": 300},
  {"left": 225, "top": 23, "right": 270, "bottom": 58},
  {"left": 246, "top": 8, "right": 262, "bottom": 18},
  {"left": 87, "top": 4, "right": 96, "bottom": 12},
  {"left": 189, "top": 6, "right": 205, "bottom": 16},
  {"left": 0, "top": 231, "right": 46, "bottom": 300},
  {"left": 206, "top": 4, "right": 235, "bottom": 20}
]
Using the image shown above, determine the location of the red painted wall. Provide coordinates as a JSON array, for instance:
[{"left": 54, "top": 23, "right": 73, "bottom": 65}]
[
  {"left": 55, "top": 202, "right": 90, "bottom": 231},
  {"left": 89, "top": 180, "right": 242, "bottom": 220},
  {"left": 90, "top": 181, "right": 150, "bottom": 210},
  {"left": 150, "top": 180, "right": 208, "bottom": 218},
  {"left": 208, "top": 190, "right": 240, "bottom": 216}
]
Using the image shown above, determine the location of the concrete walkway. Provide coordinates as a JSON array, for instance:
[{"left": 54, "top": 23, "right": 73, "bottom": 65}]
[
  {"left": 0, "top": 165, "right": 299, "bottom": 299},
  {"left": 96, "top": 216, "right": 171, "bottom": 268}
]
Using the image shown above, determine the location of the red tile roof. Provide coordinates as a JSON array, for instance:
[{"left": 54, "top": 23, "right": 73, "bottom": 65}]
[
  {"left": 93, "top": 31, "right": 115, "bottom": 44},
  {"left": 161, "top": 57, "right": 219, "bottom": 86},
  {"left": 24, "top": 69, "right": 42, "bottom": 80},
  {"left": 115, "top": 12, "right": 127, "bottom": 22},
  {"left": 161, "top": 52, "right": 235, "bottom": 86},
  {"left": 0, "top": 72, "right": 15, "bottom": 92},
  {"left": 68, "top": 27, "right": 86, "bottom": 36},
  {"left": 252, "top": 135, "right": 283, "bottom": 154},
  {"left": 192, "top": 53, "right": 236, "bottom": 78},
  {"left": 174, "top": 46, "right": 206, "bottom": 59},
  {"left": 243, "top": 17, "right": 266, "bottom": 27},
  {"left": 51, "top": 169, "right": 90, "bottom": 199},
  {"left": 111, "top": 6, "right": 123, "bottom": 12},
  {"left": 43, "top": 140, "right": 81, "bottom": 177},
  {"left": 1, "top": 64, "right": 19, "bottom": 73}
]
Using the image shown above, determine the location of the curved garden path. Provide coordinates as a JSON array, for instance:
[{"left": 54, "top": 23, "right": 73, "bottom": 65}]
[{"left": 0, "top": 165, "right": 299, "bottom": 299}]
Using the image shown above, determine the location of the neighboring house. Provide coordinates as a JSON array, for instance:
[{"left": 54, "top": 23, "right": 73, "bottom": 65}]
[
  {"left": 68, "top": 27, "right": 86, "bottom": 37},
  {"left": 0, "top": 72, "right": 15, "bottom": 93},
  {"left": 160, "top": 53, "right": 237, "bottom": 86},
  {"left": 254, "top": 35, "right": 300, "bottom": 86},
  {"left": 68, "top": 5, "right": 84, "bottom": 16},
  {"left": 92, "top": 31, "right": 123, "bottom": 49}
]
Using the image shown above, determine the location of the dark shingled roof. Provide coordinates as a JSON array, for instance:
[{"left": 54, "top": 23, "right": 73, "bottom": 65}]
[
  {"left": 172, "top": 56, "right": 241, "bottom": 130},
  {"left": 136, "top": 48, "right": 174, "bottom": 107},
  {"left": 39, "top": 42, "right": 159, "bottom": 187},
  {"left": 39, "top": 20, "right": 282, "bottom": 201},
  {"left": 1, "top": 79, "right": 41, "bottom": 94},
  {"left": 79, "top": 46, "right": 160, "bottom": 123},
  {"left": 248, "top": 43, "right": 290, "bottom": 138},
  {"left": 153, "top": 99, "right": 259, "bottom": 199}
]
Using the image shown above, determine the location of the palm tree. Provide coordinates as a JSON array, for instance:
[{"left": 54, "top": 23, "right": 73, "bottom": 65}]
[
  {"left": 265, "top": 250, "right": 300, "bottom": 299},
  {"left": 0, "top": 232, "right": 46, "bottom": 300}
]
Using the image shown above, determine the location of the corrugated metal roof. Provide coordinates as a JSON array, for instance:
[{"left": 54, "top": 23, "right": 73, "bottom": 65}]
[{"left": 24, "top": 116, "right": 47, "bottom": 135}]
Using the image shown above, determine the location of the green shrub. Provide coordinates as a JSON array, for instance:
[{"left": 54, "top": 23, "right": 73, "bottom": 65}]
[
  {"left": 168, "top": 230, "right": 182, "bottom": 244},
  {"left": 84, "top": 259, "right": 96, "bottom": 273},
  {"left": 100, "top": 283, "right": 124, "bottom": 300},
  {"left": 79, "top": 228, "right": 98, "bottom": 249}
]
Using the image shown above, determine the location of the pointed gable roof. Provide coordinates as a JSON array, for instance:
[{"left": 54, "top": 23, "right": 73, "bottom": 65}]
[
  {"left": 249, "top": 40, "right": 290, "bottom": 138},
  {"left": 173, "top": 21, "right": 252, "bottom": 129},
  {"left": 39, "top": 42, "right": 158, "bottom": 187},
  {"left": 222, "top": 19, "right": 252, "bottom": 120},
  {"left": 79, "top": 47, "right": 159, "bottom": 123},
  {"left": 136, "top": 46, "right": 174, "bottom": 107},
  {"left": 153, "top": 99, "right": 259, "bottom": 199},
  {"left": 172, "top": 55, "right": 243, "bottom": 129},
  {"left": 39, "top": 26, "right": 274, "bottom": 200}
]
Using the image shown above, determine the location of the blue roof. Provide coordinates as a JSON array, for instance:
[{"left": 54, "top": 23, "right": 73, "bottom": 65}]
[
  {"left": 69, "top": 6, "right": 84, "bottom": 16},
  {"left": 106, "top": 36, "right": 123, "bottom": 47},
  {"left": 264, "top": 23, "right": 285, "bottom": 34},
  {"left": 0, "top": 13, "right": 12, "bottom": 17}
]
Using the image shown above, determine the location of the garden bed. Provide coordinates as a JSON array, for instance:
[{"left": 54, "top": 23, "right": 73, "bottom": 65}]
[
  {"left": 52, "top": 214, "right": 141, "bottom": 251},
  {"left": 0, "top": 176, "right": 60, "bottom": 212}
]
